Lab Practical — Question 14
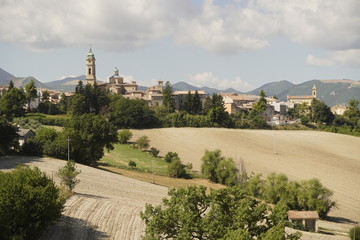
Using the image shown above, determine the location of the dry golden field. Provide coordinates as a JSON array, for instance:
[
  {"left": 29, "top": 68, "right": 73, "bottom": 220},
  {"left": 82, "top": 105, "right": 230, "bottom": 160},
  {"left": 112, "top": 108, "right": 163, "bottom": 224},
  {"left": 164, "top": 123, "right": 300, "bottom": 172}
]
[{"left": 132, "top": 128, "right": 360, "bottom": 225}]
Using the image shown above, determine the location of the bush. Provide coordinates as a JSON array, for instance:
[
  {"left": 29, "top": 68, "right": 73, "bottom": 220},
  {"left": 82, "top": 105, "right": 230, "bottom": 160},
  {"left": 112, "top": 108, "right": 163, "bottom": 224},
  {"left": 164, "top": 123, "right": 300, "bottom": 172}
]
[
  {"left": 150, "top": 147, "right": 160, "bottom": 157},
  {"left": 57, "top": 160, "right": 81, "bottom": 191},
  {"left": 128, "top": 160, "right": 137, "bottom": 168},
  {"left": 168, "top": 158, "right": 189, "bottom": 179},
  {"left": 164, "top": 151, "right": 179, "bottom": 163},
  {"left": 118, "top": 129, "right": 133, "bottom": 144},
  {"left": 136, "top": 135, "right": 150, "bottom": 151},
  {"left": 201, "top": 149, "right": 224, "bottom": 183},
  {"left": 0, "top": 165, "right": 64, "bottom": 240},
  {"left": 349, "top": 226, "right": 360, "bottom": 240}
]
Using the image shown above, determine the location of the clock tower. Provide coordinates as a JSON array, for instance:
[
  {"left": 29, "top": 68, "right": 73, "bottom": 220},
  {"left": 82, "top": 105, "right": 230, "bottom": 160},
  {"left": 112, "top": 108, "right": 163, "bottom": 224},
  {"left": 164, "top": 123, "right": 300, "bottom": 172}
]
[{"left": 85, "top": 47, "right": 96, "bottom": 85}]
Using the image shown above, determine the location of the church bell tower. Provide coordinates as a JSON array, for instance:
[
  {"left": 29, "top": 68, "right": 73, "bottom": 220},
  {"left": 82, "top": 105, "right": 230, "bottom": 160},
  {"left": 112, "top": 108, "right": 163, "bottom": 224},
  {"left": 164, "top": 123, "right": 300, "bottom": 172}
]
[
  {"left": 86, "top": 47, "right": 96, "bottom": 85},
  {"left": 312, "top": 84, "right": 317, "bottom": 98}
]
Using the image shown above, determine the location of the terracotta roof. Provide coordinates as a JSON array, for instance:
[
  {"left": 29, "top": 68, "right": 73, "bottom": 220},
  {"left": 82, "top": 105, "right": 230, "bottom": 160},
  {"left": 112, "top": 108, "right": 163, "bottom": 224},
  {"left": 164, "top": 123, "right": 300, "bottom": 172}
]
[
  {"left": 287, "top": 211, "right": 319, "bottom": 219},
  {"left": 287, "top": 95, "right": 314, "bottom": 99},
  {"left": 173, "top": 91, "right": 207, "bottom": 95},
  {"left": 18, "top": 129, "right": 34, "bottom": 137}
]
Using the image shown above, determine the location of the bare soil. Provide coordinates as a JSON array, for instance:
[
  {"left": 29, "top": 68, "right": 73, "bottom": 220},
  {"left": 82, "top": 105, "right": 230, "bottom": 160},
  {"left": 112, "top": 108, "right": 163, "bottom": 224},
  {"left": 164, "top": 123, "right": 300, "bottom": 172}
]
[{"left": 132, "top": 128, "right": 360, "bottom": 230}]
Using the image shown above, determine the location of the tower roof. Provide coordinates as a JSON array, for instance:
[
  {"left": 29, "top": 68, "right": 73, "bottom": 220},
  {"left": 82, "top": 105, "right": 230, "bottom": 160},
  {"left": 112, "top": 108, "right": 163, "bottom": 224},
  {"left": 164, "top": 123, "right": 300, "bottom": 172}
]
[
  {"left": 312, "top": 84, "right": 316, "bottom": 89},
  {"left": 87, "top": 47, "right": 94, "bottom": 57}
]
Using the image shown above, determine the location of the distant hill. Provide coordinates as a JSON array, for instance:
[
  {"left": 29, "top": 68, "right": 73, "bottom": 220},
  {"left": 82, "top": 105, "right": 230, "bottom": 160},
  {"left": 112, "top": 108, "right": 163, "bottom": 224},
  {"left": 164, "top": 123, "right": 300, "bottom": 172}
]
[
  {"left": 0, "top": 67, "right": 15, "bottom": 85},
  {"left": 173, "top": 81, "right": 243, "bottom": 94},
  {"left": 250, "top": 79, "right": 360, "bottom": 106},
  {"left": 46, "top": 75, "right": 86, "bottom": 92}
]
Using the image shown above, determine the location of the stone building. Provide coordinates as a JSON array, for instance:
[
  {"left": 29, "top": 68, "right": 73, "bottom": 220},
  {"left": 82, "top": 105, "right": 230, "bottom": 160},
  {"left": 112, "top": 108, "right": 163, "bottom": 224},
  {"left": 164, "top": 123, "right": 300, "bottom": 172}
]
[
  {"left": 287, "top": 85, "right": 317, "bottom": 105},
  {"left": 287, "top": 210, "right": 319, "bottom": 232}
]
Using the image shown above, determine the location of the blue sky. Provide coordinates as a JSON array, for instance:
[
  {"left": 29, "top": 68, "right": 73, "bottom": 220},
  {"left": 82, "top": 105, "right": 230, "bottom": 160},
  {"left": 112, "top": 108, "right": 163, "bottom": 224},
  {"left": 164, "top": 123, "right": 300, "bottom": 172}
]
[{"left": 1, "top": 0, "right": 359, "bottom": 91}]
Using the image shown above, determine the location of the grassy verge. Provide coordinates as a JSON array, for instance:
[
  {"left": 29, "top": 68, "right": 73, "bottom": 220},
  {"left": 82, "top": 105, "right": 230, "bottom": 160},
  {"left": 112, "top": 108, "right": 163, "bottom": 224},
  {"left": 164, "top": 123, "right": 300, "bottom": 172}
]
[{"left": 99, "top": 143, "right": 169, "bottom": 176}]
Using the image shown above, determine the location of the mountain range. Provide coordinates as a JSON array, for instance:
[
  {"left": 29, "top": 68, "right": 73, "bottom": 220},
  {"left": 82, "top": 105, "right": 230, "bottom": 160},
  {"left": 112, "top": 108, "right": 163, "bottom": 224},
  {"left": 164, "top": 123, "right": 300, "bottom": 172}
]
[{"left": 1, "top": 67, "right": 359, "bottom": 106}]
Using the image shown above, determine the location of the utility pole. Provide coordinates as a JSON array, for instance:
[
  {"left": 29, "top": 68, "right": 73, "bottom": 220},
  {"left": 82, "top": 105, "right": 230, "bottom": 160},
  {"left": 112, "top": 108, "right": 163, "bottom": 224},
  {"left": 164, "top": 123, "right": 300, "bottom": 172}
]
[{"left": 67, "top": 136, "right": 71, "bottom": 161}]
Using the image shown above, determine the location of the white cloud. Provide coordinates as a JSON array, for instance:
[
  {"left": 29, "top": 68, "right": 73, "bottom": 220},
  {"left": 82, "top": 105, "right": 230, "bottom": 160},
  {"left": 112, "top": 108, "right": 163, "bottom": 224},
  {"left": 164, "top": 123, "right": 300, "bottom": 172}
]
[
  {"left": 331, "top": 49, "right": 360, "bottom": 67},
  {"left": 306, "top": 55, "right": 335, "bottom": 67},
  {"left": 0, "top": 0, "right": 190, "bottom": 51},
  {"left": 188, "top": 72, "right": 252, "bottom": 92}
]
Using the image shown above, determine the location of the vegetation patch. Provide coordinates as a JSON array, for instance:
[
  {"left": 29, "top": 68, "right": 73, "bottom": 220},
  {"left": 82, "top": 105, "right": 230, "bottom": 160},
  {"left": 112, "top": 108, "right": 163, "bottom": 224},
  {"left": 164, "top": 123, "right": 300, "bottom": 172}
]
[{"left": 100, "top": 143, "right": 169, "bottom": 176}]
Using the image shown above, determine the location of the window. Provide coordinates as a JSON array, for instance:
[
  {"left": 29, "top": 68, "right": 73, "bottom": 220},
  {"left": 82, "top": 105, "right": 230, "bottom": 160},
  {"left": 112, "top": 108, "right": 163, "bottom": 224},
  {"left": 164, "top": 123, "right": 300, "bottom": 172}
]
[{"left": 88, "top": 68, "right": 91, "bottom": 75}]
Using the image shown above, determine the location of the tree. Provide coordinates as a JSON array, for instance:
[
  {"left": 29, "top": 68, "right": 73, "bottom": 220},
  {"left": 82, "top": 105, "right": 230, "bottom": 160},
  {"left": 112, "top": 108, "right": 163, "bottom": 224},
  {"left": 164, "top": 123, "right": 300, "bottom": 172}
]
[
  {"left": 201, "top": 149, "right": 224, "bottom": 183},
  {"left": 150, "top": 147, "right": 160, "bottom": 157},
  {"left": 136, "top": 135, "right": 150, "bottom": 151},
  {"left": 68, "top": 94, "right": 87, "bottom": 116},
  {"left": 192, "top": 90, "right": 203, "bottom": 115},
  {"left": 75, "top": 80, "right": 85, "bottom": 94},
  {"left": 41, "top": 90, "right": 50, "bottom": 102},
  {"left": 57, "top": 160, "right": 81, "bottom": 191},
  {"left": 0, "top": 166, "right": 64, "bottom": 240},
  {"left": 0, "top": 116, "right": 18, "bottom": 155},
  {"left": 141, "top": 186, "right": 300, "bottom": 240},
  {"left": 25, "top": 79, "right": 38, "bottom": 112},
  {"left": 58, "top": 92, "right": 68, "bottom": 114},
  {"left": 64, "top": 114, "right": 118, "bottom": 166},
  {"left": 8, "top": 80, "right": 14, "bottom": 90},
  {"left": 164, "top": 151, "right": 179, "bottom": 163},
  {"left": 183, "top": 90, "right": 193, "bottom": 113},
  {"left": 168, "top": 158, "right": 188, "bottom": 178},
  {"left": 215, "top": 157, "right": 238, "bottom": 186},
  {"left": 253, "top": 90, "right": 267, "bottom": 114},
  {"left": 162, "top": 81, "right": 176, "bottom": 113},
  {"left": 118, "top": 129, "right": 133, "bottom": 144},
  {"left": 309, "top": 98, "right": 334, "bottom": 125},
  {"left": 208, "top": 94, "right": 230, "bottom": 126},
  {"left": 0, "top": 87, "right": 26, "bottom": 119}
]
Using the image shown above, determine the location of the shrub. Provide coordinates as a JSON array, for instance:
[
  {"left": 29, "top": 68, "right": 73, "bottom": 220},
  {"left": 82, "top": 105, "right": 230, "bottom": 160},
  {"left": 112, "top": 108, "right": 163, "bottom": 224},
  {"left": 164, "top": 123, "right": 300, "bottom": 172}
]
[
  {"left": 0, "top": 165, "right": 64, "bottom": 240},
  {"left": 150, "top": 147, "right": 160, "bottom": 157},
  {"left": 349, "top": 226, "right": 360, "bottom": 240},
  {"left": 57, "top": 160, "right": 81, "bottom": 191},
  {"left": 118, "top": 129, "right": 133, "bottom": 144},
  {"left": 128, "top": 160, "right": 137, "bottom": 168},
  {"left": 168, "top": 158, "right": 190, "bottom": 179},
  {"left": 201, "top": 149, "right": 224, "bottom": 183},
  {"left": 136, "top": 135, "right": 150, "bottom": 151},
  {"left": 164, "top": 151, "right": 179, "bottom": 163}
]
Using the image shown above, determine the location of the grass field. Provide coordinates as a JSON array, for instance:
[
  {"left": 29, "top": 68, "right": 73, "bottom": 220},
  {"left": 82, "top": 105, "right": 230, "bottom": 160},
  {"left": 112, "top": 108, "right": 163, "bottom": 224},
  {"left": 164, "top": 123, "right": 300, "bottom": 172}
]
[{"left": 100, "top": 143, "right": 170, "bottom": 176}]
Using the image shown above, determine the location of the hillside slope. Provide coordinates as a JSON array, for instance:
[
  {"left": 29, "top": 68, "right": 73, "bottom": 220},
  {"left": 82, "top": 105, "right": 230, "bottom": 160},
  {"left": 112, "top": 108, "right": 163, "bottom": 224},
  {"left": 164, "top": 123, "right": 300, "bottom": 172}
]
[
  {"left": 131, "top": 128, "right": 360, "bottom": 224},
  {"left": 0, "top": 156, "right": 167, "bottom": 240}
]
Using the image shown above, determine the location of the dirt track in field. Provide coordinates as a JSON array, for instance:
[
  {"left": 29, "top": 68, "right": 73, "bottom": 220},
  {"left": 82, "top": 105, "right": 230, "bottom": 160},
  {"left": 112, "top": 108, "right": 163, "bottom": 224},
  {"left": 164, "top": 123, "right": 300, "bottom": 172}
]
[
  {"left": 132, "top": 128, "right": 360, "bottom": 225},
  {"left": 0, "top": 156, "right": 168, "bottom": 240}
]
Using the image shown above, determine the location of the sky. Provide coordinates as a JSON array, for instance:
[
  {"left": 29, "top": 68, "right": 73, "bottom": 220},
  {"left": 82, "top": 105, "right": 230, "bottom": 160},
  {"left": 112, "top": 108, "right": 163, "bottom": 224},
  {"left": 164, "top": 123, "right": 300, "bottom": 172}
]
[{"left": 0, "top": 0, "right": 360, "bottom": 92}]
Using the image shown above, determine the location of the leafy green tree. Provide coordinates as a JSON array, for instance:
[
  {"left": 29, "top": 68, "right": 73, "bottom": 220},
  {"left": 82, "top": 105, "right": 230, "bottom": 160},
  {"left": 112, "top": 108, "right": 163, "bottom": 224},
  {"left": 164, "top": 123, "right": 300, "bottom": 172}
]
[
  {"left": 164, "top": 151, "right": 179, "bottom": 163},
  {"left": 0, "top": 87, "right": 26, "bottom": 119},
  {"left": 208, "top": 94, "right": 230, "bottom": 126},
  {"left": 203, "top": 95, "right": 212, "bottom": 114},
  {"left": 57, "top": 160, "right": 81, "bottom": 191},
  {"left": 183, "top": 90, "right": 193, "bottom": 113},
  {"left": 68, "top": 94, "right": 87, "bottom": 116},
  {"left": 64, "top": 114, "right": 118, "bottom": 166},
  {"left": 201, "top": 149, "right": 224, "bottom": 182},
  {"left": 118, "top": 129, "right": 133, "bottom": 144},
  {"left": 253, "top": 90, "right": 267, "bottom": 114},
  {"left": 25, "top": 79, "right": 38, "bottom": 112},
  {"left": 309, "top": 98, "right": 334, "bottom": 125},
  {"left": 141, "top": 186, "right": 300, "bottom": 240},
  {"left": 0, "top": 116, "right": 18, "bottom": 155},
  {"left": 192, "top": 90, "right": 203, "bottom": 115},
  {"left": 41, "top": 90, "right": 50, "bottom": 102},
  {"left": 215, "top": 157, "right": 238, "bottom": 186},
  {"left": 150, "top": 147, "right": 160, "bottom": 157},
  {"left": 128, "top": 160, "right": 137, "bottom": 168},
  {"left": 344, "top": 99, "right": 360, "bottom": 119},
  {"left": 110, "top": 96, "right": 158, "bottom": 128},
  {"left": 58, "top": 92, "right": 68, "bottom": 114},
  {"left": 162, "top": 81, "right": 176, "bottom": 113},
  {"left": 136, "top": 135, "right": 150, "bottom": 151},
  {"left": 0, "top": 165, "right": 64, "bottom": 240},
  {"left": 168, "top": 158, "right": 188, "bottom": 178},
  {"left": 75, "top": 80, "right": 85, "bottom": 94}
]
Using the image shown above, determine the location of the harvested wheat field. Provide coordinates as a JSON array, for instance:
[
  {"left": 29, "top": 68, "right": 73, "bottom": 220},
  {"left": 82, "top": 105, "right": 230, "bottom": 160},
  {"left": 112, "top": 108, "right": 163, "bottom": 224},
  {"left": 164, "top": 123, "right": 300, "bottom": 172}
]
[
  {"left": 132, "top": 128, "right": 360, "bottom": 226},
  {"left": 0, "top": 156, "right": 168, "bottom": 240}
]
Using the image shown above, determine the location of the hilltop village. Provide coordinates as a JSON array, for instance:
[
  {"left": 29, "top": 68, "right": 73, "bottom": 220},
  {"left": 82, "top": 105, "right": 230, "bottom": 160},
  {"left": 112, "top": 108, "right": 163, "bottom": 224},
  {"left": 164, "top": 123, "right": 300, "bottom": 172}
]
[{"left": 5, "top": 48, "right": 340, "bottom": 126}]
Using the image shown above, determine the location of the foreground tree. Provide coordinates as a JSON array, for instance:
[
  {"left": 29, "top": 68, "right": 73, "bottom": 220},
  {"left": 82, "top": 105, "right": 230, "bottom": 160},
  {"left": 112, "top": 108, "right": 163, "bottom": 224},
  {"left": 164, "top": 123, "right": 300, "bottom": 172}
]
[
  {"left": 64, "top": 114, "right": 118, "bottom": 166},
  {"left": 0, "top": 87, "right": 26, "bottom": 119},
  {"left": 0, "top": 116, "right": 18, "bottom": 155},
  {"left": 141, "top": 186, "right": 300, "bottom": 240},
  {"left": 0, "top": 166, "right": 64, "bottom": 240}
]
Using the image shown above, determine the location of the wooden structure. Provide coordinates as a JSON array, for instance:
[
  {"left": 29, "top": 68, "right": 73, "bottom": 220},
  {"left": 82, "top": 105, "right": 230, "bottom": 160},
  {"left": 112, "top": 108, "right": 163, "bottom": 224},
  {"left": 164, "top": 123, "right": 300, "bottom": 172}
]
[{"left": 287, "top": 210, "right": 319, "bottom": 232}]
